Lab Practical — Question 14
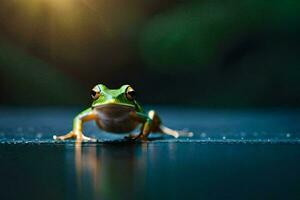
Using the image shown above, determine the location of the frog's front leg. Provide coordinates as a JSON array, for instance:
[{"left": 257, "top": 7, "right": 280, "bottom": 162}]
[{"left": 53, "top": 108, "right": 98, "bottom": 142}]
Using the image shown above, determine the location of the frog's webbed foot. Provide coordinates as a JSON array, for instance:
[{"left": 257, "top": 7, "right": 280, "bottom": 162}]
[{"left": 53, "top": 131, "right": 97, "bottom": 142}]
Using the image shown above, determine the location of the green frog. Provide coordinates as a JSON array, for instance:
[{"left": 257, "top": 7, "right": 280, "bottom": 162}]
[{"left": 53, "top": 84, "right": 192, "bottom": 141}]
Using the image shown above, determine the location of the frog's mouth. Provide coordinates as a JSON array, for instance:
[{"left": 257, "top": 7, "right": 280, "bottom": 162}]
[
  {"left": 92, "top": 98, "right": 135, "bottom": 108},
  {"left": 93, "top": 102, "right": 135, "bottom": 109}
]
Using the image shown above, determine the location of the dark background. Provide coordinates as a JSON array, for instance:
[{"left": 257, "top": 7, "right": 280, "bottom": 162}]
[
  {"left": 1, "top": 2, "right": 300, "bottom": 199},
  {"left": 0, "top": 0, "right": 300, "bottom": 107}
]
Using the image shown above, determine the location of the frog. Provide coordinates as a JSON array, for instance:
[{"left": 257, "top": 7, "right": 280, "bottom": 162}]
[{"left": 53, "top": 84, "right": 192, "bottom": 141}]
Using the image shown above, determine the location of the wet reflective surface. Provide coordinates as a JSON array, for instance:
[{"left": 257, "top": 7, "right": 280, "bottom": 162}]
[{"left": 0, "top": 107, "right": 300, "bottom": 199}]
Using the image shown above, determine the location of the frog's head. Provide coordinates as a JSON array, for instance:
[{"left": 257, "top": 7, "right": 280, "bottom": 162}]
[{"left": 91, "top": 84, "right": 136, "bottom": 108}]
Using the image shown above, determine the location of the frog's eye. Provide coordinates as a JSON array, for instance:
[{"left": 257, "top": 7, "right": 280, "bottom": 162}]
[
  {"left": 91, "top": 86, "right": 101, "bottom": 99},
  {"left": 126, "top": 86, "right": 135, "bottom": 100}
]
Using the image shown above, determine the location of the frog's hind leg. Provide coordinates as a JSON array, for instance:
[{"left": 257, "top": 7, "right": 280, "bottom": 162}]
[
  {"left": 159, "top": 125, "right": 180, "bottom": 138},
  {"left": 151, "top": 111, "right": 193, "bottom": 138},
  {"left": 127, "top": 110, "right": 161, "bottom": 141},
  {"left": 159, "top": 125, "right": 193, "bottom": 138},
  {"left": 138, "top": 110, "right": 191, "bottom": 139},
  {"left": 128, "top": 110, "right": 193, "bottom": 141}
]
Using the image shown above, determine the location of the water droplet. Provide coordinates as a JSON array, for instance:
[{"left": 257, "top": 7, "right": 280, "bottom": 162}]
[
  {"left": 222, "top": 136, "right": 226, "bottom": 140},
  {"left": 286, "top": 133, "right": 291, "bottom": 138}
]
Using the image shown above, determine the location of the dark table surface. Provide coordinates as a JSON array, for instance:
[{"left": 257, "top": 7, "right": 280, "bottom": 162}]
[{"left": 0, "top": 107, "right": 300, "bottom": 200}]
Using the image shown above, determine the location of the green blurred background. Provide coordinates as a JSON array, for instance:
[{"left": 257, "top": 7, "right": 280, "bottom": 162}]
[{"left": 0, "top": 0, "right": 299, "bottom": 107}]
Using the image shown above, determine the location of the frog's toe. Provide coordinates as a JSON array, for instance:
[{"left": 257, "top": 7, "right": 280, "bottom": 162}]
[
  {"left": 53, "top": 135, "right": 60, "bottom": 140},
  {"left": 179, "top": 130, "right": 194, "bottom": 137},
  {"left": 79, "top": 135, "right": 97, "bottom": 142},
  {"left": 53, "top": 135, "right": 69, "bottom": 141},
  {"left": 53, "top": 135, "right": 71, "bottom": 141},
  {"left": 53, "top": 131, "right": 77, "bottom": 141}
]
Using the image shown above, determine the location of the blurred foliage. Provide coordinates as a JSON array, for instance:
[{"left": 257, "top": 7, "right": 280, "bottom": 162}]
[
  {"left": 0, "top": 39, "right": 85, "bottom": 105},
  {"left": 140, "top": 0, "right": 300, "bottom": 70},
  {"left": 0, "top": 0, "right": 299, "bottom": 106}
]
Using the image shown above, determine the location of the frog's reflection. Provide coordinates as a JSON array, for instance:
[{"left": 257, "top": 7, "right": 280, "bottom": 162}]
[
  {"left": 70, "top": 142, "right": 148, "bottom": 199},
  {"left": 75, "top": 142, "right": 102, "bottom": 197}
]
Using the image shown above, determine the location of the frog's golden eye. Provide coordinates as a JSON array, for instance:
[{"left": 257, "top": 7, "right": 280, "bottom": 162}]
[
  {"left": 91, "top": 86, "right": 101, "bottom": 99},
  {"left": 126, "top": 86, "right": 135, "bottom": 100}
]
